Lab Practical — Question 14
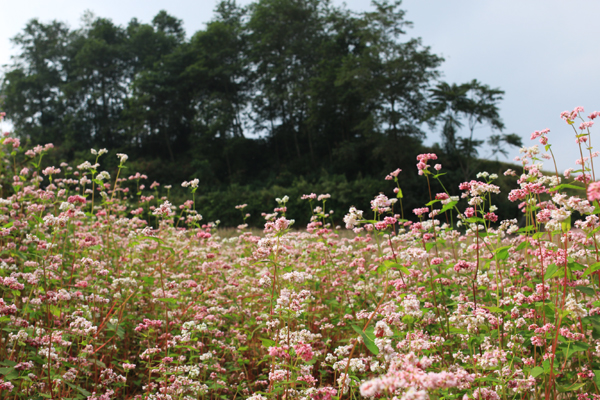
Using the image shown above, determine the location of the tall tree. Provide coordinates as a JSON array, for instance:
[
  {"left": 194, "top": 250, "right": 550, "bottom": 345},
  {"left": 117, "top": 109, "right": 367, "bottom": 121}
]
[
  {"left": 63, "top": 16, "right": 130, "bottom": 151},
  {"left": 429, "top": 79, "right": 512, "bottom": 177},
  {"left": 430, "top": 80, "right": 505, "bottom": 157},
  {"left": 185, "top": 1, "right": 251, "bottom": 181},
  {"left": 336, "top": 0, "right": 442, "bottom": 172},
  {"left": 1, "top": 20, "right": 72, "bottom": 146},
  {"left": 121, "top": 11, "right": 189, "bottom": 162},
  {"left": 247, "top": 0, "right": 329, "bottom": 167}
]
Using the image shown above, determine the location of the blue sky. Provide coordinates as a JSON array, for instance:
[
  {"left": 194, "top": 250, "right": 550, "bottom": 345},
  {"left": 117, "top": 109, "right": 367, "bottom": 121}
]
[{"left": 1, "top": 0, "right": 599, "bottom": 172}]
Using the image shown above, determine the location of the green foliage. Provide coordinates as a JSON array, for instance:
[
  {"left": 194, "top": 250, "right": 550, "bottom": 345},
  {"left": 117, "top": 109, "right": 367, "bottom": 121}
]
[{"left": 1, "top": 0, "right": 518, "bottom": 226}]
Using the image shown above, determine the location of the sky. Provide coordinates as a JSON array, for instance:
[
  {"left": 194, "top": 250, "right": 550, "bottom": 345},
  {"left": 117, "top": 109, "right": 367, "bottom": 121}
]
[{"left": 1, "top": 0, "right": 599, "bottom": 172}]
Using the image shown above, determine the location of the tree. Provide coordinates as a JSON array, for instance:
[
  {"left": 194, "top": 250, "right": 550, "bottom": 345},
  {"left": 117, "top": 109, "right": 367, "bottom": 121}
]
[
  {"left": 121, "top": 11, "right": 189, "bottom": 162},
  {"left": 430, "top": 80, "right": 505, "bottom": 157},
  {"left": 185, "top": 1, "right": 251, "bottom": 181},
  {"left": 1, "top": 20, "right": 72, "bottom": 147},
  {"left": 247, "top": 0, "right": 329, "bottom": 167},
  {"left": 336, "top": 0, "right": 442, "bottom": 173},
  {"left": 62, "top": 16, "right": 130, "bottom": 151},
  {"left": 488, "top": 133, "right": 523, "bottom": 160}
]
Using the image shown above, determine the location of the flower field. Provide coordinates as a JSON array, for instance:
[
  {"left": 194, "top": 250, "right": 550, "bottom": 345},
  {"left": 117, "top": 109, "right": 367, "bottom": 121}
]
[{"left": 2, "top": 108, "right": 600, "bottom": 400}]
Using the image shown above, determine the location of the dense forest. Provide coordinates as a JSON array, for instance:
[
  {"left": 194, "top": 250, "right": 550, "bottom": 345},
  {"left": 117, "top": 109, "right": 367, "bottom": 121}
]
[{"left": 0, "top": 0, "right": 523, "bottom": 226}]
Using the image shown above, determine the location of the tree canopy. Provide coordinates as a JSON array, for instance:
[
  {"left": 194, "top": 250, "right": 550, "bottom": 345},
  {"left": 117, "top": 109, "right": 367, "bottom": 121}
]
[{"left": 0, "top": 0, "right": 522, "bottom": 225}]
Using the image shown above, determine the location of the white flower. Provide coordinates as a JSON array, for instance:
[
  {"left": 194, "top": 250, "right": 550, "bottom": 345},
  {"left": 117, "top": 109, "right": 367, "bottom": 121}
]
[
  {"left": 97, "top": 171, "right": 110, "bottom": 181},
  {"left": 182, "top": 179, "right": 199, "bottom": 188},
  {"left": 116, "top": 153, "right": 128, "bottom": 164}
]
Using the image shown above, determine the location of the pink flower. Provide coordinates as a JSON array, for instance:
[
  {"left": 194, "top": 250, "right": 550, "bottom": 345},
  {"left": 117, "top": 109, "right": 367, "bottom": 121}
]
[
  {"left": 416, "top": 153, "right": 438, "bottom": 162},
  {"left": 416, "top": 153, "right": 437, "bottom": 175},
  {"left": 587, "top": 181, "right": 600, "bottom": 202},
  {"left": 268, "top": 346, "right": 290, "bottom": 359},
  {"left": 374, "top": 221, "right": 388, "bottom": 230},
  {"left": 42, "top": 166, "right": 61, "bottom": 176},
  {"left": 389, "top": 168, "right": 402, "bottom": 177},
  {"left": 561, "top": 107, "right": 584, "bottom": 123},
  {"left": 413, "top": 207, "right": 429, "bottom": 217},
  {"left": 531, "top": 336, "right": 545, "bottom": 346},
  {"left": 484, "top": 212, "right": 498, "bottom": 222},
  {"left": 371, "top": 194, "right": 392, "bottom": 213},
  {"left": 310, "top": 387, "right": 337, "bottom": 400},
  {"left": 292, "top": 342, "right": 314, "bottom": 362},
  {"left": 68, "top": 195, "right": 86, "bottom": 204},
  {"left": 454, "top": 260, "right": 477, "bottom": 273}
]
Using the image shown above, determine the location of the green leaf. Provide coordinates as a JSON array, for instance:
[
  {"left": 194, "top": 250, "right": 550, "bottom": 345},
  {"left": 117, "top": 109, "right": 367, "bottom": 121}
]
[
  {"left": 65, "top": 382, "right": 92, "bottom": 397},
  {"left": 561, "top": 216, "right": 572, "bottom": 232},
  {"left": 583, "top": 262, "right": 600, "bottom": 277},
  {"left": 156, "top": 298, "right": 177, "bottom": 304},
  {"left": 571, "top": 341, "right": 590, "bottom": 352},
  {"left": 548, "top": 183, "right": 585, "bottom": 192},
  {"left": 562, "top": 341, "right": 590, "bottom": 359},
  {"left": 0, "top": 367, "right": 18, "bottom": 380},
  {"left": 544, "top": 264, "right": 558, "bottom": 281},
  {"left": 530, "top": 366, "right": 544, "bottom": 378},
  {"left": 494, "top": 246, "right": 511, "bottom": 261},
  {"left": 439, "top": 200, "right": 458, "bottom": 214},
  {"left": 515, "top": 241, "right": 528, "bottom": 251},
  {"left": 494, "top": 245, "right": 511, "bottom": 253},
  {"left": 91, "top": 359, "right": 106, "bottom": 369},
  {"left": 465, "top": 216, "right": 485, "bottom": 224},
  {"left": 260, "top": 338, "right": 276, "bottom": 348},
  {"left": 142, "top": 236, "right": 165, "bottom": 244},
  {"left": 351, "top": 325, "right": 379, "bottom": 355},
  {"left": 383, "top": 261, "right": 408, "bottom": 274},
  {"left": 141, "top": 277, "right": 155, "bottom": 286},
  {"left": 486, "top": 306, "right": 504, "bottom": 313},
  {"left": 532, "top": 231, "right": 546, "bottom": 240},
  {"left": 49, "top": 305, "right": 61, "bottom": 317},
  {"left": 495, "top": 249, "right": 509, "bottom": 260},
  {"left": 0, "top": 361, "right": 16, "bottom": 367},
  {"left": 517, "top": 225, "right": 535, "bottom": 233},
  {"left": 116, "top": 326, "right": 125, "bottom": 339},
  {"left": 557, "top": 382, "right": 586, "bottom": 392},
  {"left": 568, "top": 260, "right": 586, "bottom": 271},
  {"left": 543, "top": 359, "right": 550, "bottom": 372},
  {"left": 575, "top": 286, "right": 596, "bottom": 297}
]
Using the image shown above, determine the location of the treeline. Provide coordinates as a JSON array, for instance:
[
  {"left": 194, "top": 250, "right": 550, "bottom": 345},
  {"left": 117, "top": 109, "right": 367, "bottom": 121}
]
[{"left": 1, "top": 0, "right": 523, "bottom": 226}]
